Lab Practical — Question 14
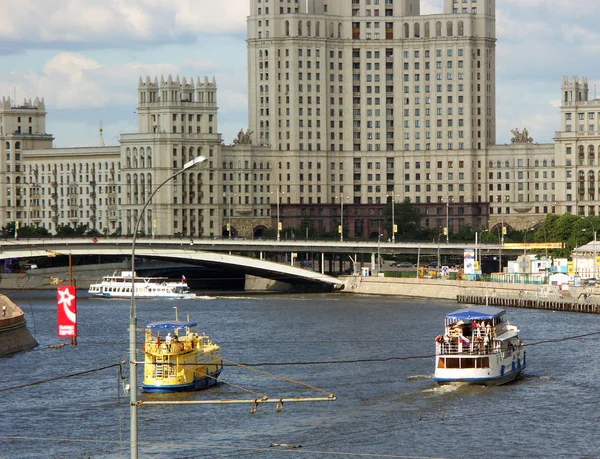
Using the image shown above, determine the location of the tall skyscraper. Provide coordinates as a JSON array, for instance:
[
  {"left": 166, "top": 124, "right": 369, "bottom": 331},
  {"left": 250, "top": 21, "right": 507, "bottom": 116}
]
[{"left": 247, "top": 0, "right": 496, "bottom": 213}]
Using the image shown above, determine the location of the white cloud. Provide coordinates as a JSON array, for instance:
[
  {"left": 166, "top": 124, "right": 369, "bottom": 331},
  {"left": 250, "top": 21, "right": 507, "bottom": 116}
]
[{"left": 0, "top": 0, "right": 248, "bottom": 51}]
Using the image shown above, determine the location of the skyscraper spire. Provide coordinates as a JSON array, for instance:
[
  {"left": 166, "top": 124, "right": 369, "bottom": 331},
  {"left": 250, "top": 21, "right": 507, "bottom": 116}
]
[{"left": 98, "top": 121, "right": 105, "bottom": 146}]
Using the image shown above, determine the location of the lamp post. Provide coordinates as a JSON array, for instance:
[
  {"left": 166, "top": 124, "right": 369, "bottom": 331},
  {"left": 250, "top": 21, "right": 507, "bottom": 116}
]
[
  {"left": 129, "top": 155, "right": 207, "bottom": 459},
  {"left": 387, "top": 194, "right": 399, "bottom": 243},
  {"left": 475, "top": 229, "right": 488, "bottom": 275},
  {"left": 376, "top": 232, "right": 383, "bottom": 275},
  {"left": 445, "top": 199, "right": 450, "bottom": 243},
  {"left": 273, "top": 188, "right": 284, "bottom": 241},
  {"left": 523, "top": 226, "right": 535, "bottom": 256},
  {"left": 437, "top": 232, "right": 443, "bottom": 276},
  {"left": 336, "top": 195, "right": 347, "bottom": 242},
  {"left": 581, "top": 217, "right": 597, "bottom": 279}
]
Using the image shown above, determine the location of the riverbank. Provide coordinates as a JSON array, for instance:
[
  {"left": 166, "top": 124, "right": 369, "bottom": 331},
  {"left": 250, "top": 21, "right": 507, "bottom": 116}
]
[
  {"left": 340, "top": 275, "right": 600, "bottom": 310},
  {"left": 0, "top": 294, "right": 37, "bottom": 356}
]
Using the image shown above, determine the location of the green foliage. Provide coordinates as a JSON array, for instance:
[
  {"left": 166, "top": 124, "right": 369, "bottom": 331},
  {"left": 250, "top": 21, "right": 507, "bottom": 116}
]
[
  {"left": 0, "top": 222, "right": 50, "bottom": 237},
  {"left": 56, "top": 223, "right": 90, "bottom": 236}
]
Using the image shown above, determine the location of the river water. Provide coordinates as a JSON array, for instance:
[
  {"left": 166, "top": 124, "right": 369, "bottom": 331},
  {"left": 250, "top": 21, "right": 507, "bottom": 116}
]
[{"left": 1, "top": 291, "right": 599, "bottom": 458}]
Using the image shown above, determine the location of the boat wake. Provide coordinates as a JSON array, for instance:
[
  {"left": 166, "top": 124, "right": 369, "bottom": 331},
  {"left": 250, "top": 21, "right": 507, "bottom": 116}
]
[
  {"left": 422, "top": 382, "right": 471, "bottom": 395},
  {"left": 407, "top": 374, "right": 432, "bottom": 381}
]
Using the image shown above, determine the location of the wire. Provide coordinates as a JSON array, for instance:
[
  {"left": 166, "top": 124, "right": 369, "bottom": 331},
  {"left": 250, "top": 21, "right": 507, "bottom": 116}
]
[{"left": 0, "top": 362, "right": 122, "bottom": 392}]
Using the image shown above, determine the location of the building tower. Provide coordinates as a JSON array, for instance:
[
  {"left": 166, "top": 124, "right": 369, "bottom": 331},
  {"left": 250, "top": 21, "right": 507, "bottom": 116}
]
[
  {"left": 555, "top": 76, "right": 600, "bottom": 217},
  {"left": 247, "top": 0, "right": 496, "bottom": 219},
  {"left": 0, "top": 96, "right": 53, "bottom": 230},
  {"left": 121, "top": 75, "right": 221, "bottom": 237}
]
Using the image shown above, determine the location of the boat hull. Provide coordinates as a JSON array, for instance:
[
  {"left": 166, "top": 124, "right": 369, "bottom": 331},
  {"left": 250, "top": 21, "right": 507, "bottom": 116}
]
[
  {"left": 91, "top": 292, "right": 196, "bottom": 299},
  {"left": 434, "top": 350, "right": 526, "bottom": 386},
  {"left": 434, "top": 365, "right": 526, "bottom": 386},
  {"left": 142, "top": 368, "right": 222, "bottom": 393}
]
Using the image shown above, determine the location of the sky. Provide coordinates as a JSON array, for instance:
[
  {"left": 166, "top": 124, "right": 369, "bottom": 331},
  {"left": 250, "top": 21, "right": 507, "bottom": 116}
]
[{"left": 0, "top": 0, "right": 599, "bottom": 148}]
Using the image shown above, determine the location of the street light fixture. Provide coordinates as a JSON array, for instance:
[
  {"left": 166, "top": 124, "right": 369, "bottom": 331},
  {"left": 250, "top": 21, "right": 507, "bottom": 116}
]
[
  {"left": 387, "top": 194, "right": 399, "bottom": 243},
  {"left": 437, "top": 232, "right": 444, "bottom": 276},
  {"left": 444, "top": 197, "right": 453, "bottom": 243},
  {"left": 223, "top": 190, "right": 237, "bottom": 239},
  {"left": 475, "top": 229, "right": 489, "bottom": 274},
  {"left": 272, "top": 188, "right": 285, "bottom": 241},
  {"left": 336, "top": 195, "right": 348, "bottom": 242},
  {"left": 523, "top": 226, "right": 534, "bottom": 256},
  {"left": 128, "top": 155, "right": 207, "bottom": 459}
]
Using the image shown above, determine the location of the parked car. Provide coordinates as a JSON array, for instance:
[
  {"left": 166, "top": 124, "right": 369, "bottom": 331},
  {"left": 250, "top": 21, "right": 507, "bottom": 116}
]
[{"left": 392, "top": 261, "right": 414, "bottom": 267}]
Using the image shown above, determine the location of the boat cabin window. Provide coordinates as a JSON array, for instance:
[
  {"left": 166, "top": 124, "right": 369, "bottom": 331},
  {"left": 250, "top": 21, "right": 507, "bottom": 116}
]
[{"left": 437, "top": 357, "right": 489, "bottom": 369}]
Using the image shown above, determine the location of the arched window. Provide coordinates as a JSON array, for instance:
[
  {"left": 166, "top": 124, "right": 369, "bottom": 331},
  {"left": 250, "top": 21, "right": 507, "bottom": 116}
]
[
  {"left": 316, "top": 21, "right": 320, "bottom": 37},
  {"left": 403, "top": 23, "right": 409, "bottom": 39},
  {"left": 298, "top": 20, "right": 302, "bottom": 36},
  {"left": 534, "top": 160, "right": 539, "bottom": 167},
  {"left": 488, "top": 160, "right": 493, "bottom": 168},
  {"left": 147, "top": 147, "right": 152, "bottom": 168},
  {"left": 543, "top": 160, "right": 548, "bottom": 167},
  {"left": 496, "top": 161, "right": 501, "bottom": 168},
  {"left": 307, "top": 21, "right": 311, "bottom": 36},
  {"left": 436, "top": 21, "right": 442, "bottom": 37},
  {"left": 15, "top": 141, "right": 20, "bottom": 150},
  {"left": 447, "top": 21, "right": 453, "bottom": 37},
  {"left": 338, "top": 22, "right": 342, "bottom": 38},
  {"left": 285, "top": 20, "right": 290, "bottom": 37},
  {"left": 5, "top": 141, "right": 9, "bottom": 149},
  {"left": 505, "top": 161, "right": 509, "bottom": 168},
  {"left": 458, "top": 20, "right": 464, "bottom": 36},
  {"left": 414, "top": 23, "right": 420, "bottom": 38}
]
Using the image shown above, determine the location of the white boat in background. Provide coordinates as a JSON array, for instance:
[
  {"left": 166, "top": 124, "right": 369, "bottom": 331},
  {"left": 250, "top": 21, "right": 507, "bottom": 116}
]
[
  {"left": 434, "top": 306, "right": 526, "bottom": 385},
  {"left": 88, "top": 271, "right": 196, "bottom": 299}
]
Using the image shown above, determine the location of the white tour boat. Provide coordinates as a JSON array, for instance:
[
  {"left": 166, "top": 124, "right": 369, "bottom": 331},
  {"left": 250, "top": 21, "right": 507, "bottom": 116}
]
[
  {"left": 434, "top": 306, "right": 526, "bottom": 385},
  {"left": 88, "top": 271, "right": 196, "bottom": 299}
]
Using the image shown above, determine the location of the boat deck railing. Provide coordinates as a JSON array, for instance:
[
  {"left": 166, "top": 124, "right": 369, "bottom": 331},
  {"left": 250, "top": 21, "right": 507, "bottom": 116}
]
[
  {"left": 436, "top": 342, "right": 513, "bottom": 357},
  {"left": 144, "top": 334, "right": 213, "bottom": 355}
]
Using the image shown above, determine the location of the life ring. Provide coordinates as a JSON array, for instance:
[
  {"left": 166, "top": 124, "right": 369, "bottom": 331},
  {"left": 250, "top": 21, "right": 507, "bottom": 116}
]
[{"left": 179, "top": 343, "right": 185, "bottom": 352}]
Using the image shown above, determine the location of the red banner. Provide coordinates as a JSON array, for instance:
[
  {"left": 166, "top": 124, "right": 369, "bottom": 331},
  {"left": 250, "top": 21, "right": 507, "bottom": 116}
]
[{"left": 57, "top": 286, "right": 77, "bottom": 338}]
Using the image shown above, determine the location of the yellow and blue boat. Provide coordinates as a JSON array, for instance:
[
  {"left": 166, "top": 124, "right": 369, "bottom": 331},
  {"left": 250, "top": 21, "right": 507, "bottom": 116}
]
[{"left": 141, "top": 318, "right": 222, "bottom": 393}]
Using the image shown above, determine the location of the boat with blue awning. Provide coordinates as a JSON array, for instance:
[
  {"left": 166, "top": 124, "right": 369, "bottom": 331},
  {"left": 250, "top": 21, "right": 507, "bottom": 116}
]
[
  {"left": 434, "top": 306, "right": 526, "bottom": 385},
  {"left": 141, "top": 316, "right": 222, "bottom": 393}
]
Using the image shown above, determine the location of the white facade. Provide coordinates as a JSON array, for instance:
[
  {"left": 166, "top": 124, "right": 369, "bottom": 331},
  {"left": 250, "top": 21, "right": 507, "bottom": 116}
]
[{"left": 247, "top": 0, "right": 496, "bottom": 210}]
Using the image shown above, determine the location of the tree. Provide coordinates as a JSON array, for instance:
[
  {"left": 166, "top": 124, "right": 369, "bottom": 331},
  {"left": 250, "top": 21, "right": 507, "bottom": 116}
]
[
  {"left": 0, "top": 222, "right": 50, "bottom": 238},
  {"left": 56, "top": 223, "right": 90, "bottom": 236},
  {"left": 390, "top": 198, "right": 422, "bottom": 240}
]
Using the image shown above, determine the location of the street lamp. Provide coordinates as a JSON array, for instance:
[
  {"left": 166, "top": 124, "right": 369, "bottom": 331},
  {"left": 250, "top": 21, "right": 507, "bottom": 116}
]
[
  {"left": 272, "top": 188, "right": 284, "bottom": 241},
  {"left": 336, "top": 195, "right": 348, "bottom": 242},
  {"left": 475, "top": 229, "right": 488, "bottom": 274},
  {"left": 437, "top": 232, "right": 444, "bottom": 276},
  {"left": 128, "top": 155, "right": 207, "bottom": 459},
  {"left": 376, "top": 232, "right": 383, "bottom": 274},
  {"left": 387, "top": 194, "right": 399, "bottom": 243},
  {"left": 523, "top": 226, "right": 534, "bottom": 256},
  {"left": 444, "top": 197, "right": 453, "bottom": 243},
  {"left": 581, "top": 217, "right": 597, "bottom": 279}
]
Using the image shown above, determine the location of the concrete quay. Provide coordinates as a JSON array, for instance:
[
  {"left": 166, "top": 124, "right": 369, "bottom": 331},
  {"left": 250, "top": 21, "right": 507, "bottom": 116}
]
[{"left": 340, "top": 275, "right": 600, "bottom": 314}]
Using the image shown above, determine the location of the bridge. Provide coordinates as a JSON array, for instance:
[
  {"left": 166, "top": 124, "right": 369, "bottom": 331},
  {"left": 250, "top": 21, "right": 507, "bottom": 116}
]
[{"left": 0, "top": 237, "right": 520, "bottom": 291}]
